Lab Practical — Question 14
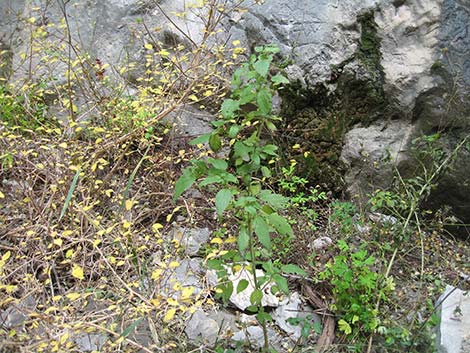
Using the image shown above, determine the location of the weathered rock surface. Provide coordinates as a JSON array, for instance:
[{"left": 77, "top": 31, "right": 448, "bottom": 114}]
[
  {"left": 172, "top": 227, "right": 210, "bottom": 256},
  {"left": 437, "top": 285, "right": 470, "bottom": 353},
  {"left": 228, "top": 0, "right": 470, "bottom": 235}
]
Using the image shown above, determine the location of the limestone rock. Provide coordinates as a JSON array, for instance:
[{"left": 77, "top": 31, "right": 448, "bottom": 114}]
[
  {"left": 227, "top": 267, "right": 280, "bottom": 311},
  {"left": 272, "top": 292, "right": 302, "bottom": 338},
  {"left": 185, "top": 309, "right": 220, "bottom": 346},
  {"left": 312, "top": 236, "right": 333, "bottom": 251},
  {"left": 73, "top": 333, "right": 108, "bottom": 352},
  {"left": 172, "top": 227, "right": 210, "bottom": 256},
  {"left": 437, "top": 285, "right": 470, "bottom": 353}
]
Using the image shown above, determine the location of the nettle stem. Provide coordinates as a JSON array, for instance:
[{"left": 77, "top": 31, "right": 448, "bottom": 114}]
[{"left": 248, "top": 212, "right": 269, "bottom": 351}]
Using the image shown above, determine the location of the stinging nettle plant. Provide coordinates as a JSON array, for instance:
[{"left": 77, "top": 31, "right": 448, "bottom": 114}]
[{"left": 174, "top": 44, "right": 306, "bottom": 351}]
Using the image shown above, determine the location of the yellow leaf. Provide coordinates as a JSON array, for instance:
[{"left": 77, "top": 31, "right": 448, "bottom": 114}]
[
  {"left": 66, "top": 292, "right": 81, "bottom": 301},
  {"left": 59, "top": 332, "right": 69, "bottom": 344},
  {"left": 2, "top": 251, "right": 11, "bottom": 262},
  {"left": 62, "top": 230, "right": 73, "bottom": 237},
  {"left": 181, "top": 286, "right": 195, "bottom": 299},
  {"left": 151, "top": 269, "right": 163, "bottom": 280},
  {"left": 53, "top": 238, "right": 63, "bottom": 246},
  {"left": 292, "top": 144, "right": 300, "bottom": 149},
  {"left": 210, "top": 238, "right": 223, "bottom": 244},
  {"left": 168, "top": 261, "right": 179, "bottom": 268},
  {"left": 52, "top": 295, "right": 62, "bottom": 302},
  {"left": 0, "top": 191, "right": 5, "bottom": 199},
  {"left": 152, "top": 223, "right": 163, "bottom": 232},
  {"left": 144, "top": 43, "right": 153, "bottom": 50},
  {"left": 163, "top": 308, "right": 176, "bottom": 322},
  {"left": 71, "top": 264, "right": 84, "bottom": 280},
  {"left": 166, "top": 298, "right": 179, "bottom": 306},
  {"left": 122, "top": 220, "right": 131, "bottom": 229},
  {"left": 225, "top": 236, "right": 237, "bottom": 243},
  {"left": 65, "top": 249, "right": 74, "bottom": 259},
  {"left": 125, "top": 199, "right": 134, "bottom": 211},
  {"left": 338, "top": 319, "right": 352, "bottom": 335}
]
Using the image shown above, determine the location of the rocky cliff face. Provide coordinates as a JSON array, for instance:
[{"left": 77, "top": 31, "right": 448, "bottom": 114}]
[
  {"left": 229, "top": 0, "right": 470, "bottom": 236},
  {"left": 1, "top": 0, "right": 468, "bottom": 236}
]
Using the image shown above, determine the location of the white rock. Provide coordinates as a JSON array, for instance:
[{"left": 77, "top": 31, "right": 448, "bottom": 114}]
[
  {"left": 272, "top": 292, "right": 302, "bottom": 338},
  {"left": 227, "top": 267, "right": 280, "bottom": 311},
  {"left": 312, "top": 236, "right": 333, "bottom": 251},
  {"left": 437, "top": 285, "right": 470, "bottom": 353}
]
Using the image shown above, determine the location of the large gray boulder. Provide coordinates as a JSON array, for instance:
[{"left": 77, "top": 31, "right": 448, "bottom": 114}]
[{"left": 228, "top": 0, "right": 470, "bottom": 235}]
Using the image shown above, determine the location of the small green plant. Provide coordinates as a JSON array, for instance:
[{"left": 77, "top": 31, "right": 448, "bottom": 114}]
[
  {"left": 174, "top": 45, "right": 306, "bottom": 351},
  {"left": 330, "top": 201, "right": 358, "bottom": 234},
  {"left": 279, "top": 160, "right": 326, "bottom": 231},
  {"left": 320, "top": 240, "right": 394, "bottom": 348}
]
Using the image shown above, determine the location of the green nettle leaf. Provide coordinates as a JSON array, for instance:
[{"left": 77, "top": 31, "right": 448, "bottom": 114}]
[
  {"left": 189, "top": 133, "right": 211, "bottom": 145},
  {"left": 237, "top": 279, "right": 249, "bottom": 294},
  {"left": 261, "top": 144, "right": 278, "bottom": 156},
  {"left": 265, "top": 120, "right": 277, "bottom": 131},
  {"left": 209, "top": 158, "right": 228, "bottom": 170},
  {"left": 261, "top": 166, "right": 272, "bottom": 178},
  {"left": 273, "top": 274, "right": 289, "bottom": 294},
  {"left": 215, "top": 189, "right": 232, "bottom": 216},
  {"left": 271, "top": 73, "right": 289, "bottom": 85},
  {"left": 267, "top": 213, "right": 293, "bottom": 236},
  {"left": 221, "top": 99, "right": 240, "bottom": 118},
  {"left": 238, "top": 227, "right": 250, "bottom": 253},
  {"left": 173, "top": 168, "right": 196, "bottom": 201},
  {"left": 200, "top": 175, "right": 224, "bottom": 186},
  {"left": 233, "top": 141, "right": 251, "bottom": 162},
  {"left": 259, "top": 190, "right": 288, "bottom": 209},
  {"left": 254, "top": 58, "right": 271, "bottom": 77},
  {"left": 254, "top": 215, "right": 271, "bottom": 249},
  {"left": 228, "top": 124, "right": 241, "bottom": 138},
  {"left": 257, "top": 87, "right": 272, "bottom": 115},
  {"left": 209, "top": 133, "right": 222, "bottom": 152},
  {"left": 250, "top": 288, "right": 263, "bottom": 305},
  {"left": 281, "top": 264, "right": 307, "bottom": 276},
  {"left": 256, "top": 311, "right": 272, "bottom": 324}
]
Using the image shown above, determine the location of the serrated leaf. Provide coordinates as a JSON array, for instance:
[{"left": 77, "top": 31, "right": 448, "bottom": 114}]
[
  {"left": 215, "top": 189, "right": 232, "bottom": 216},
  {"left": 221, "top": 99, "right": 240, "bottom": 119},
  {"left": 228, "top": 124, "right": 241, "bottom": 138},
  {"left": 254, "top": 215, "right": 271, "bottom": 249},
  {"left": 237, "top": 279, "right": 249, "bottom": 294},
  {"left": 209, "top": 158, "right": 228, "bottom": 170},
  {"left": 209, "top": 133, "right": 222, "bottom": 152},
  {"left": 238, "top": 227, "right": 249, "bottom": 253},
  {"left": 254, "top": 58, "right": 271, "bottom": 77},
  {"left": 257, "top": 87, "right": 272, "bottom": 115},
  {"left": 189, "top": 133, "right": 211, "bottom": 145},
  {"left": 338, "top": 319, "right": 352, "bottom": 335},
  {"left": 271, "top": 73, "right": 289, "bottom": 85},
  {"left": 71, "top": 264, "right": 84, "bottom": 280},
  {"left": 281, "top": 264, "right": 307, "bottom": 276},
  {"left": 261, "top": 166, "right": 272, "bottom": 178},
  {"left": 273, "top": 274, "right": 289, "bottom": 294},
  {"left": 250, "top": 289, "right": 263, "bottom": 305},
  {"left": 173, "top": 168, "right": 196, "bottom": 201},
  {"left": 259, "top": 190, "right": 288, "bottom": 209},
  {"left": 267, "top": 212, "right": 293, "bottom": 237}
]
